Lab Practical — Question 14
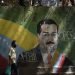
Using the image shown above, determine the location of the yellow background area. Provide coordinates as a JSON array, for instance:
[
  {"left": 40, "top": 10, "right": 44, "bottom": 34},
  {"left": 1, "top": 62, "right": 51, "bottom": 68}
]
[{"left": 0, "top": 19, "right": 38, "bottom": 51}]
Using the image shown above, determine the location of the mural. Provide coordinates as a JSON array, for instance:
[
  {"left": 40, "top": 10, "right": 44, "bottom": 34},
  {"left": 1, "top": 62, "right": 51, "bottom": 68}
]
[{"left": 0, "top": 6, "right": 75, "bottom": 74}]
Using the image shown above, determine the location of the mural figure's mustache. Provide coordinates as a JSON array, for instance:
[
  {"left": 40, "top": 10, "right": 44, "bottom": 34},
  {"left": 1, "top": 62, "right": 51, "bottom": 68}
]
[{"left": 46, "top": 41, "right": 54, "bottom": 45}]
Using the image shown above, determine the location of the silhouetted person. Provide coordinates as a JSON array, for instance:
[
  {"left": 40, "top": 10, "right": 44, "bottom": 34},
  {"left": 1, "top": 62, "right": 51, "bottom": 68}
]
[{"left": 8, "top": 40, "right": 17, "bottom": 75}]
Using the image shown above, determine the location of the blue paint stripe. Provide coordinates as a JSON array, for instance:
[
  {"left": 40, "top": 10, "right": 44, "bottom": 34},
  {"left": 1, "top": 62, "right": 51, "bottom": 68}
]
[{"left": 0, "top": 34, "right": 23, "bottom": 61}]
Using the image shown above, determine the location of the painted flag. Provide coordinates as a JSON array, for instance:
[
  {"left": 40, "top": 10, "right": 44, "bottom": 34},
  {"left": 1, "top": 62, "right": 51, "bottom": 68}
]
[
  {"left": 0, "top": 6, "right": 49, "bottom": 71},
  {"left": 52, "top": 53, "right": 65, "bottom": 73},
  {"left": 0, "top": 6, "right": 38, "bottom": 71}
]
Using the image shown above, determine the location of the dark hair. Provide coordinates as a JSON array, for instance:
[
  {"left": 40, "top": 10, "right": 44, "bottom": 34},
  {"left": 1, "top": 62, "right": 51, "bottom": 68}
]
[
  {"left": 37, "top": 19, "right": 58, "bottom": 34},
  {"left": 11, "top": 40, "right": 16, "bottom": 48}
]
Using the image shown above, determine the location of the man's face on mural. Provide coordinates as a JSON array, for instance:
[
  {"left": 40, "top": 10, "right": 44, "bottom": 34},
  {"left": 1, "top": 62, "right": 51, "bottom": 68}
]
[{"left": 38, "top": 24, "right": 58, "bottom": 52}]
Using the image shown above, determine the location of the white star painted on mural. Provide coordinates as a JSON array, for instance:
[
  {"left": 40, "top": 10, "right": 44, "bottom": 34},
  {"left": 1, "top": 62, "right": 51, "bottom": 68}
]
[
  {"left": 0, "top": 37, "right": 1, "bottom": 40},
  {"left": 6, "top": 42, "right": 8, "bottom": 45},
  {"left": 3, "top": 39, "right": 6, "bottom": 42}
]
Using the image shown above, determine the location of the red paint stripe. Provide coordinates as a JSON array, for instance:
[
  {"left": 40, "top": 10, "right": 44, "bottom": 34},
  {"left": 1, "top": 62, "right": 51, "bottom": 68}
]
[
  {"left": 58, "top": 54, "right": 65, "bottom": 73},
  {"left": 0, "top": 54, "right": 8, "bottom": 70}
]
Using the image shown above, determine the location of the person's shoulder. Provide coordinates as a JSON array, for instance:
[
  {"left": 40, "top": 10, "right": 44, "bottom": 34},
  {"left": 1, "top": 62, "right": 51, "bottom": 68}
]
[
  {"left": 63, "top": 56, "right": 74, "bottom": 66},
  {"left": 56, "top": 53, "right": 74, "bottom": 66},
  {"left": 61, "top": 55, "right": 74, "bottom": 73},
  {"left": 9, "top": 47, "right": 16, "bottom": 53}
]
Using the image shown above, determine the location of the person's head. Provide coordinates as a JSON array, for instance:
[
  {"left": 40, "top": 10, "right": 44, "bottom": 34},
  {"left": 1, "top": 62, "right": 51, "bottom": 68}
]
[
  {"left": 11, "top": 40, "right": 16, "bottom": 48},
  {"left": 37, "top": 19, "right": 58, "bottom": 50}
]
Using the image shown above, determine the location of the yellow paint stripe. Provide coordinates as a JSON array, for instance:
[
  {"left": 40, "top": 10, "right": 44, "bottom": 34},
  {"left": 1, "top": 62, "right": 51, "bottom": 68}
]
[
  {"left": 51, "top": 50, "right": 59, "bottom": 66},
  {"left": 50, "top": 50, "right": 59, "bottom": 71},
  {"left": 0, "top": 19, "right": 38, "bottom": 51}
]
